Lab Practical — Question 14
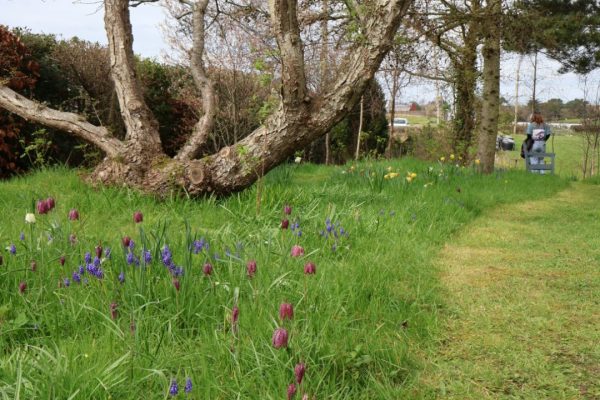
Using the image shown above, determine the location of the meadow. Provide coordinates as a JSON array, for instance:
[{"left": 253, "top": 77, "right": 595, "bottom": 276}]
[{"left": 0, "top": 159, "right": 572, "bottom": 399}]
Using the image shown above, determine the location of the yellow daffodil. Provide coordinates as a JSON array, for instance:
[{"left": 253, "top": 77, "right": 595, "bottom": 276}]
[
  {"left": 406, "top": 176, "right": 413, "bottom": 183},
  {"left": 410, "top": 172, "right": 417, "bottom": 179},
  {"left": 475, "top": 159, "right": 480, "bottom": 165},
  {"left": 450, "top": 154, "right": 455, "bottom": 160},
  {"left": 387, "top": 166, "right": 393, "bottom": 172},
  {"left": 440, "top": 156, "right": 445, "bottom": 162}
]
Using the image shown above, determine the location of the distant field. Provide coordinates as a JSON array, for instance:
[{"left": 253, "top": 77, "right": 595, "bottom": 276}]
[{"left": 392, "top": 114, "right": 439, "bottom": 126}]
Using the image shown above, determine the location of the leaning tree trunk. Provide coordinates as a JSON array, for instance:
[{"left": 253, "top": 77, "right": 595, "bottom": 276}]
[
  {"left": 0, "top": 0, "right": 411, "bottom": 197},
  {"left": 476, "top": 0, "right": 502, "bottom": 174}
]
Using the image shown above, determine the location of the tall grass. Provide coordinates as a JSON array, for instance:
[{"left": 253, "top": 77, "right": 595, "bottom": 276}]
[{"left": 0, "top": 160, "right": 569, "bottom": 399}]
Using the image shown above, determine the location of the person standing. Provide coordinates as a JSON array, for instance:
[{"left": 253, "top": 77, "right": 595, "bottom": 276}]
[{"left": 526, "top": 112, "right": 551, "bottom": 173}]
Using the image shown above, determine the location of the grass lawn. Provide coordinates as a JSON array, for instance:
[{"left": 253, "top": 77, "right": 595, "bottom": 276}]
[
  {"left": 0, "top": 159, "right": 586, "bottom": 399},
  {"left": 417, "top": 182, "right": 600, "bottom": 399}
]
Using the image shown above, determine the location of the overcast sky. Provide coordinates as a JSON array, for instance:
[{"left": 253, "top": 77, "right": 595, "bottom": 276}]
[{"left": 2, "top": 0, "right": 600, "bottom": 104}]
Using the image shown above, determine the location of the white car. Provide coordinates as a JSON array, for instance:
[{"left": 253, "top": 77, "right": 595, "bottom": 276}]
[{"left": 390, "top": 118, "right": 409, "bottom": 128}]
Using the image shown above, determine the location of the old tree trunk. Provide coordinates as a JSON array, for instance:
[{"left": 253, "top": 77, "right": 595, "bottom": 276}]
[
  {"left": 476, "top": 0, "right": 502, "bottom": 173},
  {"left": 0, "top": 0, "right": 411, "bottom": 196}
]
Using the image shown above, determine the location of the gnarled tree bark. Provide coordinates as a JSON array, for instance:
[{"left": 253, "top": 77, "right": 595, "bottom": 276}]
[
  {"left": 0, "top": 0, "right": 412, "bottom": 197},
  {"left": 476, "top": 0, "right": 502, "bottom": 173}
]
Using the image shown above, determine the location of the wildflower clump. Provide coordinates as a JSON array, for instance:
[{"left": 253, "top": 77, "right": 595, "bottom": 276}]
[
  {"left": 383, "top": 171, "right": 399, "bottom": 180},
  {"left": 406, "top": 171, "right": 417, "bottom": 183}
]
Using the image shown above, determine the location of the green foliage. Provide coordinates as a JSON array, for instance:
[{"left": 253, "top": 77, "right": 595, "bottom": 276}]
[
  {"left": 18, "top": 128, "right": 52, "bottom": 168},
  {"left": 317, "top": 79, "right": 388, "bottom": 164},
  {"left": 508, "top": 0, "right": 600, "bottom": 73}
]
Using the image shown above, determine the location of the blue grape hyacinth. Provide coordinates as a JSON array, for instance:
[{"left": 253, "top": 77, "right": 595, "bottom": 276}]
[{"left": 169, "top": 379, "right": 178, "bottom": 396}]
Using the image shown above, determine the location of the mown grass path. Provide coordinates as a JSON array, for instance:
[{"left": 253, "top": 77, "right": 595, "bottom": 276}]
[{"left": 420, "top": 183, "right": 600, "bottom": 399}]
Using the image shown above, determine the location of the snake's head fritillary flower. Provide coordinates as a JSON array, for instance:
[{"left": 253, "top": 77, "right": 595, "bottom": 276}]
[
  {"left": 246, "top": 260, "right": 257, "bottom": 278},
  {"left": 19, "top": 281, "right": 26, "bottom": 294},
  {"left": 25, "top": 213, "right": 36, "bottom": 224},
  {"left": 95, "top": 245, "right": 103, "bottom": 259},
  {"left": 279, "top": 303, "right": 294, "bottom": 321},
  {"left": 172, "top": 278, "right": 181, "bottom": 291},
  {"left": 232, "top": 306, "right": 239, "bottom": 324},
  {"left": 110, "top": 302, "right": 118, "bottom": 320},
  {"left": 36, "top": 200, "right": 48, "bottom": 214},
  {"left": 68, "top": 209, "right": 79, "bottom": 221},
  {"left": 272, "top": 327, "right": 288, "bottom": 349},
  {"left": 287, "top": 383, "right": 297, "bottom": 400},
  {"left": 169, "top": 379, "right": 178, "bottom": 396},
  {"left": 46, "top": 197, "right": 55, "bottom": 210},
  {"left": 281, "top": 219, "right": 289, "bottom": 229},
  {"left": 294, "top": 363, "right": 306, "bottom": 384},
  {"left": 69, "top": 233, "right": 77, "bottom": 245},
  {"left": 284, "top": 205, "right": 292, "bottom": 215},
  {"left": 291, "top": 245, "right": 304, "bottom": 257},
  {"left": 203, "top": 262, "right": 213, "bottom": 276},
  {"left": 304, "top": 262, "right": 316, "bottom": 275},
  {"left": 59, "top": 255, "right": 66, "bottom": 266},
  {"left": 184, "top": 377, "right": 192, "bottom": 394},
  {"left": 133, "top": 211, "right": 143, "bottom": 223},
  {"left": 302, "top": 394, "right": 309, "bottom": 400},
  {"left": 122, "top": 236, "right": 131, "bottom": 248}
]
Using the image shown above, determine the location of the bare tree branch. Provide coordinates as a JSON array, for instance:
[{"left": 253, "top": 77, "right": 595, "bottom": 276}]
[
  {"left": 269, "top": 0, "right": 308, "bottom": 106},
  {"left": 129, "top": 0, "right": 160, "bottom": 7},
  {"left": 0, "top": 86, "right": 124, "bottom": 156},
  {"left": 176, "top": 0, "right": 218, "bottom": 161}
]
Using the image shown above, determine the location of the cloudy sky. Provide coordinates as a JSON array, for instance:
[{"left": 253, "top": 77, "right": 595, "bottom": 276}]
[{"left": 2, "top": 0, "right": 599, "bottom": 104}]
